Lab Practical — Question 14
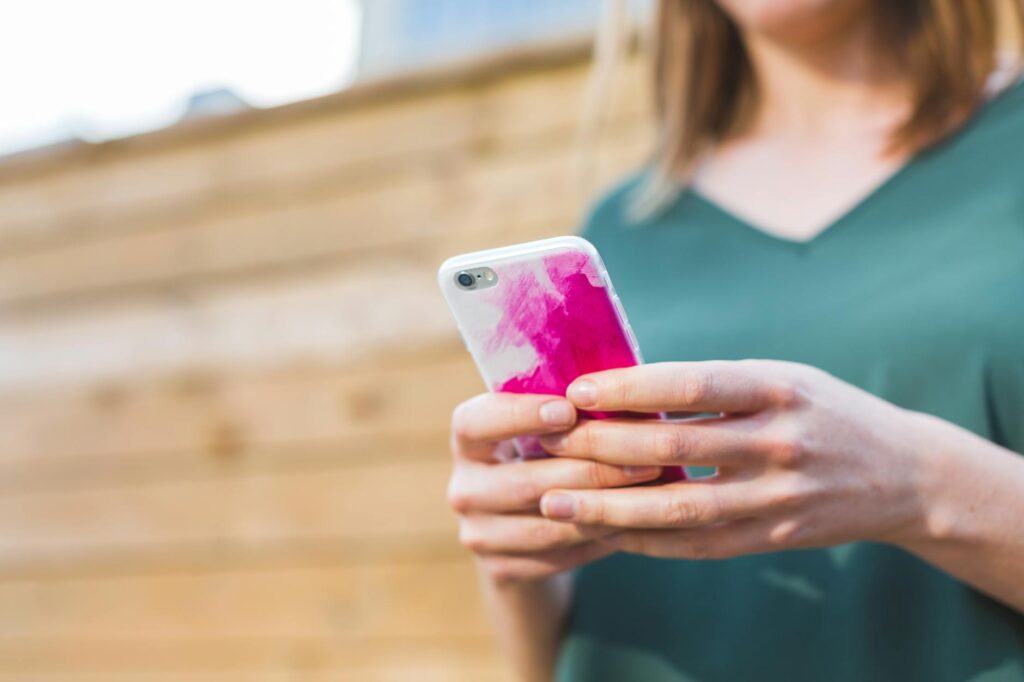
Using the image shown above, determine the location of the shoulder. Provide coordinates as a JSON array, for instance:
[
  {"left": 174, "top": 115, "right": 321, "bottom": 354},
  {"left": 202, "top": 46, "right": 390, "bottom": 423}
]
[
  {"left": 919, "top": 76, "right": 1024, "bottom": 203},
  {"left": 953, "top": 76, "right": 1024, "bottom": 161},
  {"left": 982, "top": 74, "right": 1024, "bottom": 128},
  {"left": 578, "top": 174, "right": 645, "bottom": 242}
]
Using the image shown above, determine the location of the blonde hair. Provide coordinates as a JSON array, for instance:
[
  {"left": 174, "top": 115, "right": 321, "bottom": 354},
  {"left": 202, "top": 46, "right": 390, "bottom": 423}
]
[{"left": 584, "top": 0, "right": 1024, "bottom": 218}]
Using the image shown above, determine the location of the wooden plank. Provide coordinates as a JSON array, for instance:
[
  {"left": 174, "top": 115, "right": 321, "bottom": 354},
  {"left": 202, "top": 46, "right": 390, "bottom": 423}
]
[
  {"left": 0, "top": 56, "right": 648, "bottom": 253},
  {"left": 0, "top": 175, "right": 451, "bottom": 305},
  {"left": 0, "top": 120, "right": 650, "bottom": 311},
  {"left": 0, "top": 260, "right": 461, "bottom": 391},
  {"left": 0, "top": 667, "right": 508, "bottom": 682},
  {"left": 0, "top": 133, "right": 648, "bottom": 392},
  {"left": 213, "top": 59, "right": 643, "bottom": 200},
  {"left": 0, "top": 668, "right": 508, "bottom": 681},
  {"left": 0, "top": 348, "right": 477, "bottom": 478},
  {"left": 0, "top": 94, "right": 476, "bottom": 250},
  {"left": 0, "top": 672, "right": 507, "bottom": 682},
  {"left": 0, "top": 636, "right": 500, "bottom": 670},
  {"left": 0, "top": 424, "right": 455, "bottom": 494},
  {"left": 0, "top": 561, "right": 491, "bottom": 646},
  {"left": 0, "top": 638, "right": 508, "bottom": 681},
  {"left": 0, "top": 456, "right": 459, "bottom": 570}
]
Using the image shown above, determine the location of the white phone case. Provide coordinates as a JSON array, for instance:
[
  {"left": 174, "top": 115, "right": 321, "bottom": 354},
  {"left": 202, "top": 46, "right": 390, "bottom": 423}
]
[{"left": 438, "top": 236, "right": 644, "bottom": 458}]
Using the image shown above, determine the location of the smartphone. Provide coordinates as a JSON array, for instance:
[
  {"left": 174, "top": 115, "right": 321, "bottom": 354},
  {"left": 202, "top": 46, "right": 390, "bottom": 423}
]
[{"left": 438, "top": 236, "right": 684, "bottom": 481}]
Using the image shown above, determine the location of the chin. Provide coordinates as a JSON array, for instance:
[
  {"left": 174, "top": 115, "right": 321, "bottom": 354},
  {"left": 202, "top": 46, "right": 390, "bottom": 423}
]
[{"left": 714, "top": 0, "right": 873, "bottom": 42}]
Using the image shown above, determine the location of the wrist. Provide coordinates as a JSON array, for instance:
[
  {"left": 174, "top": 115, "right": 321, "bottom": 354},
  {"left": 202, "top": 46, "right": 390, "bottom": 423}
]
[
  {"left": 475, "top": 555, "right": 574, "bottom": 591},
  {"left": 883, "top": 410, "right": 965, "bottom": 551},
  {"left": 892, "top": 410, "right": 991, "bottom": 553},
  {"left": 475, "top": 560, "right": 574, "bottom": 682}
]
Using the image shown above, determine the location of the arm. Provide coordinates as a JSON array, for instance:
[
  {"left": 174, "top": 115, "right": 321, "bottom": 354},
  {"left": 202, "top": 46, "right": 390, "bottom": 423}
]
[
  {"left": 478, "top": 572, "right": 574, "bottom": 682},
  {"left": 898, "top": 411, "right": 1024, "bottom": 612},
  {"left": 532, "top": 361, "right": 1024, "bottom": 614}
]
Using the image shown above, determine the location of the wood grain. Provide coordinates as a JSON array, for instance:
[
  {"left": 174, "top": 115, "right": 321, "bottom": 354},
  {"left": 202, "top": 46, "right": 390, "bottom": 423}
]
[
  {"left": 0, "top": 638, "right": 509, "bottom": 681},
  {"left": 0, "top": 350, "right": 475, "bottom": 477},
  {"left": 0, "top": 38, "right": 653, "bottom": 680},
  {"left": 0, "top": 122, "right": 649, "bottom": 311}
]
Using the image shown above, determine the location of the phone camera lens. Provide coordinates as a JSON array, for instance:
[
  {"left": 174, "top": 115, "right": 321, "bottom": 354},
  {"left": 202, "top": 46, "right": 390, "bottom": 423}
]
[{"left": 456, "top": 271, "right": 475, "bottom": 289}]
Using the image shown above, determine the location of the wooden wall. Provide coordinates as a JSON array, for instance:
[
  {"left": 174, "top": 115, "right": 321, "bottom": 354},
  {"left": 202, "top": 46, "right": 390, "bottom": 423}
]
[{"left": 0, "top": 40, "right": 652, "bottom": 680}]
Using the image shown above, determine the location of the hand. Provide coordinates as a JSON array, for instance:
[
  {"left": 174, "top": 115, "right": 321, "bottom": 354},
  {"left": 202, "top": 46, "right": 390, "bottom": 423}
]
[
  {"left": 447, "top": 392, "right": 665, "bottom": 582},
  {"left": 537, "top": 360, "right": 946, "bottom": 559}
]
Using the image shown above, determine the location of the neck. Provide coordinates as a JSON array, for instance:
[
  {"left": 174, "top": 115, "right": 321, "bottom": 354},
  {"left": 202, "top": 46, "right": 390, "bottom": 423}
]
[{"left": 742, "top": 15, "right": 911, "bottom": 138}]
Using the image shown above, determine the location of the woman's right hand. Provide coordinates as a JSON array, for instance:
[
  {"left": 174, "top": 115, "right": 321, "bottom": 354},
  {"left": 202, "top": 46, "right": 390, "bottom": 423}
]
[{"left": 447, "top": 392, "right": 664, "bottom": 583}]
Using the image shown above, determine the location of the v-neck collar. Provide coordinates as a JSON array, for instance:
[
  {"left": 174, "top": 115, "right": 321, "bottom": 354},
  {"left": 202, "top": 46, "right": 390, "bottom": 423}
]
[
  {"left": 674, "top": 75, "right": 1024, "bottom": 252},
  {"left": 685, "top": 154, "right": 917, "bottom": 252}
]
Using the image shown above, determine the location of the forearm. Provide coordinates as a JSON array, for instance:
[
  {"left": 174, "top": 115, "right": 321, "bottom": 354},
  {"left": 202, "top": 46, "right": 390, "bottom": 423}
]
[
  {"left": 478, "top": 567, "right": 573, "bottom": 682},
  {"left": 900, "top": 412, "right": 1024, "bottom": 614}
]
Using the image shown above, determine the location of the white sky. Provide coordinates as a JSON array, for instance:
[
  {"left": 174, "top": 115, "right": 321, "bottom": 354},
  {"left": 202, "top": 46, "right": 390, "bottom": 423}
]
[{"left": 0, "top": 0, "right": 361, "bottom": 156}]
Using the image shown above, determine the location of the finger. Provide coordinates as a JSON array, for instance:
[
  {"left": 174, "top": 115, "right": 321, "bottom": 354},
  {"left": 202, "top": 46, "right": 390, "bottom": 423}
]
[
  {"left": 448, "top": 457, "right": 663, "bottom": 514},
  {"left": 599, "top": 518, "right": 773, "bottom": 560},
  {"left": 539, "top": 418, "right": 760, "bottom": 469},
  {"left": 540, "top": 480, "right": 766, "bottom": 529},
  {"left": 460, "top": 513, "right": 618, "bottom": 554},
  {"left": 451, "top": 392, "right": 577, "bottom": 461},
  {"left": 478, "top": 540, "right": 618, "bottom": 583},
  {"left": 566, "top": 361, "right": 800, "bottom": 414}
]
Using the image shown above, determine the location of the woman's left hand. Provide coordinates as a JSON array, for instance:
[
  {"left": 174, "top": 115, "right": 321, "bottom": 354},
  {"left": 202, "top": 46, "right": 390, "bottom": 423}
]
[{"left": 537, "top": 360, "right": 948, "bottom": 559}]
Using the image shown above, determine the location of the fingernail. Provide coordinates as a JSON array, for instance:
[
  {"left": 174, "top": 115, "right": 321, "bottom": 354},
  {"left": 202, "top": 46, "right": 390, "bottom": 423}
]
[
  {"left": 624, "top": 466, "right": 660, "bottom": 479},
  {"left": 539, "top": 400, "right": 574, "bottom": 426},
  {"left": 542, "top": 493, "right": 577, "bottom": 520},
  {"left": 539, "top": 433, "right": 567, "bottom": 450},
  {"left": 567, "top": 380, "right": 597, "bottom": 408}
]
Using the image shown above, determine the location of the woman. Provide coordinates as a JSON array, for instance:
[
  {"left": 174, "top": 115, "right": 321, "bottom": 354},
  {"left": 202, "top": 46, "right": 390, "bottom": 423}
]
[{"left": 447, "top": 1, "right": 1024, "bottom": 680}]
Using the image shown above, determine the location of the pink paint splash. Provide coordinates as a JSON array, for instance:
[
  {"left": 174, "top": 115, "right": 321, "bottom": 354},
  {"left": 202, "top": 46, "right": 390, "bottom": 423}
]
[
  {"left": 492, "top": 251, "right": 635, "bottom": 408},
  {"left": 489, "top": 250, "right": 684, "bottom": 482}
]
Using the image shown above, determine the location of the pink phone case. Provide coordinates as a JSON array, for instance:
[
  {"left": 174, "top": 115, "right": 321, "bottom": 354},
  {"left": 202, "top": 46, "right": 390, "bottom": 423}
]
[{"left": 438, "top": 236, "right": 684, "bottom": 481}]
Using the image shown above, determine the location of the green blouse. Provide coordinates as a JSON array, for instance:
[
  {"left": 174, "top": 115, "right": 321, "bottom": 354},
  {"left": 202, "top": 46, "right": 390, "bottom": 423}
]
[{"left": 557, "top": 80, "right": 1024, "bottom": 682}]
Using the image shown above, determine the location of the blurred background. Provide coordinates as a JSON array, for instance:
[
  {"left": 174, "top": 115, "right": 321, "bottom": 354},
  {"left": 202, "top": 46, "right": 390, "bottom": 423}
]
[{"left": 0, "top": 1, "right": 652, "bottom": 680}]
